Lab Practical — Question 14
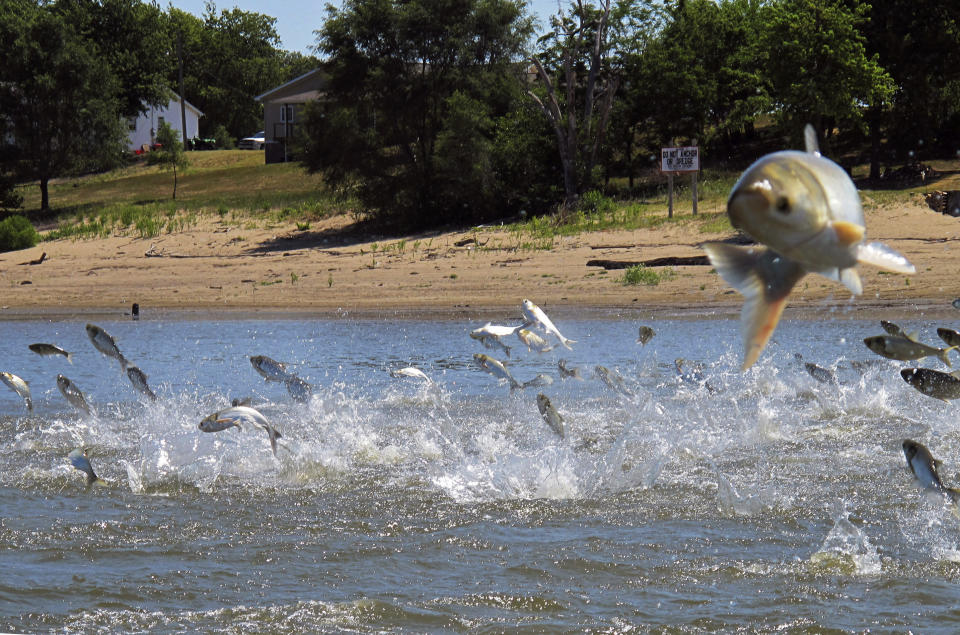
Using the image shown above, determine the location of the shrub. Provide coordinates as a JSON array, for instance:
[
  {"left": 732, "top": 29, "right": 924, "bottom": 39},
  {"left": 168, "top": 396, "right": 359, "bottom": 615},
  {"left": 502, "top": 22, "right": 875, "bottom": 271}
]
[{"left": 0, "top": 215, "right": 39, "bottom": 252}]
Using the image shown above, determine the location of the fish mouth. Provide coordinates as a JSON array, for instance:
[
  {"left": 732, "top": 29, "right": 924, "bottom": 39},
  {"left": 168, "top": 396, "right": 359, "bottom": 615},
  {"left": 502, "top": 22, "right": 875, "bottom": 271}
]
[{"left": 727, "top": 182, "right": 772, "bottom": 231}]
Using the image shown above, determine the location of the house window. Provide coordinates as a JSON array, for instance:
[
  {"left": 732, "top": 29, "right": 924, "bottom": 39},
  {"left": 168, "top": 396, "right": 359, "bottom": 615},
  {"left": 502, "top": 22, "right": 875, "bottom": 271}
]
[
  {"left": 127, "top": 116, "right": 137, "bottom": 131},
  {"left": 281, "top": 105, "right": 294, "bottom": 123}
]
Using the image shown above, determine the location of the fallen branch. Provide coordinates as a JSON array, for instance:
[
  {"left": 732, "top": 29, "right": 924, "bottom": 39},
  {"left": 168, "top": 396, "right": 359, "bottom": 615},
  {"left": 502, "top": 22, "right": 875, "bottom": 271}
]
[{"left": 587, "top": 255, "right": 710, "bottom": 269}]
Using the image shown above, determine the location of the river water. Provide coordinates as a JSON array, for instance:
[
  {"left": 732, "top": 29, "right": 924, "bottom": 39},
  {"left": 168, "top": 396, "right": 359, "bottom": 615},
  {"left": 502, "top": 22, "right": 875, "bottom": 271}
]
[{"left": 3, "top": 309, "right": 960, "bottom": 632}]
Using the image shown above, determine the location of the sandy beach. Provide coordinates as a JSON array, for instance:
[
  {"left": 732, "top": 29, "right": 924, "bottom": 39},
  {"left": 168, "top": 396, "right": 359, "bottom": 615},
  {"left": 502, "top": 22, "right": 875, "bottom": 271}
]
[{"left": 2, "top": 195, "right": 958, "bottom": 320}]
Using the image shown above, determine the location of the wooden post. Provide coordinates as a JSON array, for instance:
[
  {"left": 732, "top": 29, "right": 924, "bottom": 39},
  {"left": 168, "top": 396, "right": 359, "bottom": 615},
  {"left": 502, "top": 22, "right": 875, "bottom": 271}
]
[
  {"left": 691, "top": 172, "right": 698, "bottom": 216},
  {"left": 667, "top": 173, "right": 674, "bottom": 219}
]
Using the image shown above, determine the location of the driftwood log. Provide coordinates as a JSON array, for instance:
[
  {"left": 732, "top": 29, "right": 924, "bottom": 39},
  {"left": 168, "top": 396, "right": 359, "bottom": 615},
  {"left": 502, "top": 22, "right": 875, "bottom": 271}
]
[{"left": 587, "top": 255, "right": 711, "bottom": 269}]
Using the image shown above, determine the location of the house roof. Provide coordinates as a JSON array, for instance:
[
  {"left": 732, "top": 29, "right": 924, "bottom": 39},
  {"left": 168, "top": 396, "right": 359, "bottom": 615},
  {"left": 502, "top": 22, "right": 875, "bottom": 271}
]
[
  {"left": 161, "top": 88, "right": 203, "bottom": 117},
  {"left": 255, "top": 67, "right": 326, "bottom": 103}
]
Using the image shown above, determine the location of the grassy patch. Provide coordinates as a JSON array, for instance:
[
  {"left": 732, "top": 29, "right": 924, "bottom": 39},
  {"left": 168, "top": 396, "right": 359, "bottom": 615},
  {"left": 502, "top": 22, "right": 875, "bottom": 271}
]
[{"left": 619, "top": 264, "right": 673, "bottom": 286}]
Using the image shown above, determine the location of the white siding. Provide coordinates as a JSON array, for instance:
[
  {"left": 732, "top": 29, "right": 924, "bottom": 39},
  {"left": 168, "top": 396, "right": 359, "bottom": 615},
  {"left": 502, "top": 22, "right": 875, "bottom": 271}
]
[{"left": 127, "top": 93, "right": 202, "bottom": 151}]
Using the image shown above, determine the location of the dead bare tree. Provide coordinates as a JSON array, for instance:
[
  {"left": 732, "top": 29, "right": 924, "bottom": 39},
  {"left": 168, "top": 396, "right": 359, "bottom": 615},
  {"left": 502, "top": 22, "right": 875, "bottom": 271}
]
[{"left": 528, "top": 0, "right": 620, "bottom": 212}]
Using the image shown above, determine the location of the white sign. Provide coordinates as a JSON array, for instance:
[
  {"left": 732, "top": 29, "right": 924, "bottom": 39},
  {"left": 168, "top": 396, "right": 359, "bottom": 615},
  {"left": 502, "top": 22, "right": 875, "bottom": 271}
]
[{"left": 661, "top": 146, "right": 699, "bottom": 173}]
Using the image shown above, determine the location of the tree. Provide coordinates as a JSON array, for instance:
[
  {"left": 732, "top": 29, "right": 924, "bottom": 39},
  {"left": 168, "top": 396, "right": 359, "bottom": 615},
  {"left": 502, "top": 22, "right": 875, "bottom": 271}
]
[
  {"left": 0, "top": 2, "right": 127, "bottom": 211},
  {"left": 151, "top": 122, "right": 189, "bottom": 199},
  {"left": 300, "top": 0, "right": 535, "bottom": 228}
]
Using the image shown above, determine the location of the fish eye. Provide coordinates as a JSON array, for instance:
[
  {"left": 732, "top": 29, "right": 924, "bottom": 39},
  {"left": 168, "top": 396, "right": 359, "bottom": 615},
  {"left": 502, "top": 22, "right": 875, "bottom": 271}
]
[{"left": 775, "top": 196, "right": 791, "bottom": 214}]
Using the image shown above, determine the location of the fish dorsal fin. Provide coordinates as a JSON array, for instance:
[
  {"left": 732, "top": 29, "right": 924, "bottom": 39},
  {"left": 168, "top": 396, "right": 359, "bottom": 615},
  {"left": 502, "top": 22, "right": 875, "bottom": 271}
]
[
  {"left": 804, "top": 124, "right": 820, "bottom": 156},
  {"left": 950, "top": 370, "right": 960, "bottom": 379},
  {"left": 907, "top": 331, "right": 920, "bottom": 342},
  {"left": 856, "top": 242, "right": 916, "bottom": 274},
  {"left": 702, "top": 243, "right": 806, "bottom": 370}
]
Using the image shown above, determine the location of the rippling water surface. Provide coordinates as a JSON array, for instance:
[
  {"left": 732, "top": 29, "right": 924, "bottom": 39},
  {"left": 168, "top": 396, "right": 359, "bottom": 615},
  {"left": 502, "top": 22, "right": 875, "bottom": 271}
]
[{"left": 3, "top": 310, "right": 960, "bottom": 632}]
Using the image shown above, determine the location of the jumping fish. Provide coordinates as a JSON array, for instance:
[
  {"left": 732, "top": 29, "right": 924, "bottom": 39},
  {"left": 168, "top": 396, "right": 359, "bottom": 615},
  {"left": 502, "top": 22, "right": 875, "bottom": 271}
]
[
  {"left": 804, "top": 362, "right": 837, "bottom": 385},
  {"left": 880, "top": 320, "right": 917, "bottom": 341},
  {"left": 68, "top": 448, "right": 105, "bottom": 488},
  {"left": 28, "top": 343, "right": 73, "bottom": 363},
  {"left": 557, "top": 359, "right": 583, "bottom": 380},
  {"left": 285, "top": 375, "right": 312, "bottom": 403},
  {"left": 200, "top": 405, "right": 282, "bottom": 456},
  {"left": 473, "top": 353, "right": 521, "bottom": 391},
  {"left": 595, "top": 365, "right": 633, "bottom": 397},
  {"left": 521, "top": 299, "right": 575, "bottom": 350},
  {"left": 900, "top": 367, "right": 960, "bottom": 402},
  {"left": 636, "top": 326, "right": 656, "bottom": 345},
  {"left": 85, "top": 324, "right": 128, "bottom": 372},
  {"left": 702, "top": 125, "right": 914, "bottom": 370},
  {"left": 1, "top": 371, "right": 32, "bottom": 411},
  {"left": 938, "top": 328, "right": 960, "bottom": 349},
  {"left": 390, "top": 367, "right": 432, "bottom": 382},
  {"left": 250, "top": 355, "right": 292, "bottom": 382},
  {"left": 536, "top": 393, "right": 564, "bottom": 439},
  {"left": 57, "top": 374, "right": 91, "bottom": 415},
  {"left": 902, "top": 439, "right": 960, "bottom": 504},
  {"left": 126, "top": 366, "right": 157, "bottom": 401},
  {"left": 470, "top": 323, "right": 519, "bottom": 358},
  {"left": 863, "top": 335, "right": 956, "bottom": 366},
  {"left": 516, "top": 328, "right": 554, "bottom": 354},
  {"left": 521, "top": 373, "right": 554, "bottom": 389}
]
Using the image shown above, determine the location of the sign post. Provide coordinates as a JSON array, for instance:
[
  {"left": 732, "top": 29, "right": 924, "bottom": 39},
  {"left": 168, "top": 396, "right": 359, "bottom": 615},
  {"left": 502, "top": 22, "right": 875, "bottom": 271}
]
[{"left": 660, "top": 145, "right": 700, "bottom": 218}]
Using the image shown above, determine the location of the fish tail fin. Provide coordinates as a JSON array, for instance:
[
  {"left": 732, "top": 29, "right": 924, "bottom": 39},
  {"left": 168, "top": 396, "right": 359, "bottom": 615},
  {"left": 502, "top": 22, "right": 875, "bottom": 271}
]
[
  {"left": 703, "top": 243, "right": 806, "bottom": 370},
  {"left": 504, "top": 345, "right": 511, "bottom": 358},
  {"left": 940, "top": 346, "right": 958, "bottom": 368},
  {"left": 26, "top": 398, "right": 33, "bottom": 412},
  {"left": 66, "top": 352, "right": 73, "bottom": 365},
  {"left": 561, "top": 338, "right": 575, "bottom": 350},
  {"left": 856, "top": 241, "right": 916, "bottom": 274}
]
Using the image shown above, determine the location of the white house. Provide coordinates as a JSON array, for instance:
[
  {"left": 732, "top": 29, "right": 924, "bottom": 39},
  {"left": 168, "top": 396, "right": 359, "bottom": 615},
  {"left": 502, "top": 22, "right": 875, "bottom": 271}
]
[{"left": 127, "top": 90, "right": 203, "bottom": 151}]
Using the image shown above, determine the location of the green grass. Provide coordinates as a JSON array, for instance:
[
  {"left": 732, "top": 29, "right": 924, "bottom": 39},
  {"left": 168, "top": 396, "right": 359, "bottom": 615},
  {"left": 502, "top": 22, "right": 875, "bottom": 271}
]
[{"left": 619, "top": 264, "right": 673, "bottom": 286}]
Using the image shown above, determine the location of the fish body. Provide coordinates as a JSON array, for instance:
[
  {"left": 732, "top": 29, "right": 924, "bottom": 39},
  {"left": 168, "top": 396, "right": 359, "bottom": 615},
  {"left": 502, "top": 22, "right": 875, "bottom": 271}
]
[
  {"left": 390, "top": 367, "right": 432, "bottom": 382},
  {"left": 285, "top": 375, "right": 312, "bottom": 403},
  {"left": 200, "top": 406, "right": 281, "bottom": 455},
  {"left": 85, "top": 324, "right": 128, "bottom": 372},
  {"left": 126, "top": 366, "right": 157, "bottom": 401},
  {"left": 938, "top": 328, "right": 960, "bottom": 349},
  {"left": 521, "top": 299, "right": 575, "bottom": 350},
  {"left": 536, "top": 393, "right": 564, "bottom": 439},
  {"left": 702, "top": 126, "right": 914, "bottom": 370},
  {"left": 864, "top": 335, "right": 956, "bottom": 365},
  {"left": 636, "top": 326, "right": 656, "bottom": 345},
  {"left": 68, "top": 448, "right": 102, "bottom": 488},
  {"left": 521, "top": 373, "right": 554, "bottom": 389},
  {"left": 804, "top": 362, "right": 836, "bottom": 384},
  {"left": 880, "top": 320, "right": 917, "bottom": 341},
  {"left": 28, "top": 343, "right": 73, "bottom": 363},
  {"left": 595, "top": 365, "right": 633, "bottom": 397},
  {"left": 469, "top": 325, "right": 513, "bottom": 358},
  {"left": 57, "top": 374, "right": 91, "bottom": 414},
  {"left": 902, "top": 439, "right": 960, "bottom": 504},
  {"left": 900, "top": 367, "right": 960, "bottom": 402},
  {"left": 557, "top": 359, "right": 583, "bottom": 380},
  {"left": 473, "top": 353, "right": 521, "bottom": 391},
  {"left": 199, "top": 411, "right": 241, "bottom": 432},
  {"left": 250, "top": 355, "right": 292, "bottom": 382},
  {"left": 517, "top": 328, "right": 554, "bottom": 354},
  {"left": 1, "top": 371, "right": 32, "bottom": 411}
]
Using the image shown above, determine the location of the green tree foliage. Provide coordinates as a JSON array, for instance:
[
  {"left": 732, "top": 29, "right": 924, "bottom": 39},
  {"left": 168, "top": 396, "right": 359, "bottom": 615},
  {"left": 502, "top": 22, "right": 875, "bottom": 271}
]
[
  {"left": 149, "top": 122, "right": 189, "bottom": 199},
  {"left": 760, "top": 0, "right": 893, "bottom": 148},
  {"left": 300, "top": 0, "right": 536, "bottom": 228},
  {"left": 0, "top": 1, "right": 128, "bottom": 211},
  {"left": 0, "top": 215, "right": 40, "bottom": 253}
]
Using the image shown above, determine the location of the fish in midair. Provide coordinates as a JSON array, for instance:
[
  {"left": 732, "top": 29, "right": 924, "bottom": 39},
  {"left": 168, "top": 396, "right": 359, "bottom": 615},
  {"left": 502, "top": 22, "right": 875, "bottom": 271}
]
[
  {"left": 126, "top": 365, "right": 157, "bottom": 401},
  {"left": 285, "top": 375, "right": 312, "bottom": 403},
  {"left": 250, "top": 355, "right": 293, "bottom": 382},
  {"left": 938, "top": 328, "right": 960, "bottom": 349},
  {"left": 68, "top": 448, "right": 105, "bottom": 488},
  {"left": 521, "top": 299, "right": 575, "bottom": 350},
  {"left": 85, "top": 323, "right": 128, "bottom": 372},
  {"left": 702, "top": 125, "right": 914, "bottom": 370},
  {"left": 57, "top": 374, "right": 91, "bottom": 415},
  {"left": 28, "top": 343, "right": 73, "bottom": 363},
  {"left": 1, "top": 371, "right": 32, "bottom": 411},
  {"left": 595, "top": 365, "right": 633, "bottom": 397},
  {"left": 902, "top": 439, "right": 960, "bottom": 504},
  {"left": 636, "top": 326, "right": 656, "bottom": 346},
  {"left": 880, "top": 320, "right": 917, "bottom": 341},
  {"left": 469, "top": 323, "right": 518, "bottom": 358},
  {"left": 804, "top": 362, "right": 837, "bottom": 385},
  {"left": 200, "top": 405, "right": 282, "bottom": 456},
  {"left": 390, "top": 367, "right": 432, "bottom": 382},
  {"left": 900, "top": 367, "right": 960, "bottom": 402},
  {"left": 557, "top": 359, "right": 583, "bottom": 380},
  {"left": 863, "top": 335, "right": 956, "bottom": 366},
  {"left": 473, "top": 353, "right": 521, "bottom": 391},
  {"left": 521, "top": 373, "right": 554, "bottom": 390},
  {"left": 516, "top": 328, "right": 554, "bottom": 354},
  {"left": 536, "top": 393, "right": 564, "bottom": 439}
]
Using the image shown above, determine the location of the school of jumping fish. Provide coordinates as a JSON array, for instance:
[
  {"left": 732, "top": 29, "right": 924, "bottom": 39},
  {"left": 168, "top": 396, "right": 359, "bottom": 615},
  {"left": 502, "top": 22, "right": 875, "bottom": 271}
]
[{"left": 3, "top": 125, "right": 960, "bottom": 509}]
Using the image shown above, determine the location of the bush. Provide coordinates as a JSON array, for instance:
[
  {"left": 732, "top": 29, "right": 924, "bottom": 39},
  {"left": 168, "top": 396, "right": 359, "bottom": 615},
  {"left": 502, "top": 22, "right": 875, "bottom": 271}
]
[
  {"left": 213, "top": 125, "right": 235, "bottom": 150},
  {"left": 0, "top": 215, "right": 39, "bottom": 252}
]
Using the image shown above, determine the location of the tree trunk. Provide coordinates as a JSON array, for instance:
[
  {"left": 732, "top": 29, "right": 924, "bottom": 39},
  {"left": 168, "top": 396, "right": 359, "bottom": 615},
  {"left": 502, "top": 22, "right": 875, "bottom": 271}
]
[
  {"left": 868, "top": 105, "right": 883, "bottom": 181},
  {"left": 40, "top": 177, "right": 50, "bottom": 212},
  {"left": 172, "top": 164, "right": 178, "bottom": 200}
]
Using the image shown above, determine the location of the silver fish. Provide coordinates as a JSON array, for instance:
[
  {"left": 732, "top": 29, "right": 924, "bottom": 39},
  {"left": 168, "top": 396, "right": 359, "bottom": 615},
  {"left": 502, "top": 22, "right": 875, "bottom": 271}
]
[
  {"left": 702, "top": 125, "right": 914, "bottom": 370},
  {"left": 864, "top": 335, "right": 956, "bottom": 365},
  {"left": 285, "top": 375, "right": 312, "bottom": 403},
  {"left": 126, "top": 366, "right": 157, "bottom": 401},
  {"left": 521, "top": 373, "right": 554, "bottom": 389},
  {"left": 900, "top": 367, "right": 960, "bottom": 402},
  {"left": 557, "top": 359, "right": 583, "bottom": 380},
  {"left": 390, "top": 367, "right": 432, "bottom": 382},
  {"left": 28, "top": 343, "right": 73, "bottom": 363},
  {"left": 880, "top": 320, "right": 917, "bottom": 341},
  {"left": 85, "top": 323, "right": 128, "bottom": 372},
  {"left": 68, "top": 448, "right": 103, "bottom": 488},
  {"left": 595, "top": 365, "right": 633, "bottom": 397},
  {"left": 521, "top": 299, "right": 575, "bottom": 350},
  {"left": 250, "top": 355, "right": 292, "bottom": 382},
  {"left": 200, "top": 406, "right": 282, "bottom": 456},
  {"left": 804, "top": 362, "right": 836, "bottom": 384},
  {"left": 473, "top": 353, "right": 521, "bottom": 391},
  {"left": 902, "top": 439, "right": 960, "bottom": 504},
  {"left": 517, "top": 328, "right": 554, "bottom": 354},
  {"left": 57, "top": 374, "right": 91, "bottom": 415},
  {"left": 536, "top": 393, "right": 564, "bottom": 439},
  {"left": 231, "top": 397, "right": 253, "bottom": 407},
  {"left": 470, "top": 323, "right": 516, "bottom": 358},
  {"left": 636, "top": 326, "right": 656, "bottom": 345},
  {"left": 938, "top": 328, "right": 960, "bottom": 349},
  {"left": 1, "top": 371, "right": 32, "bottom": 411},
  {"left": 199, "top": 411, "right": 241, "bottom": 433}
]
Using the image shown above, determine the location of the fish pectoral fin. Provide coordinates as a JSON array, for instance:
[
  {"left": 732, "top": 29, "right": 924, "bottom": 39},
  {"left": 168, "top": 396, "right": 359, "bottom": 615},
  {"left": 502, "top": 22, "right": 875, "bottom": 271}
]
[
  {"left": 838, "top": 268, "right": 863, "bottom": 295},
  {"left": 830, "top": 220, "right": 865, "bottom": 247},
  {"left": 856, "top": 241, "right": 916, "bottom": 274},
  {"left": 216, "top": 417, "right": 241, "bottom": 428},
  {"left": 703, "top": 243, "right": 806, "bottom": 370}
]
